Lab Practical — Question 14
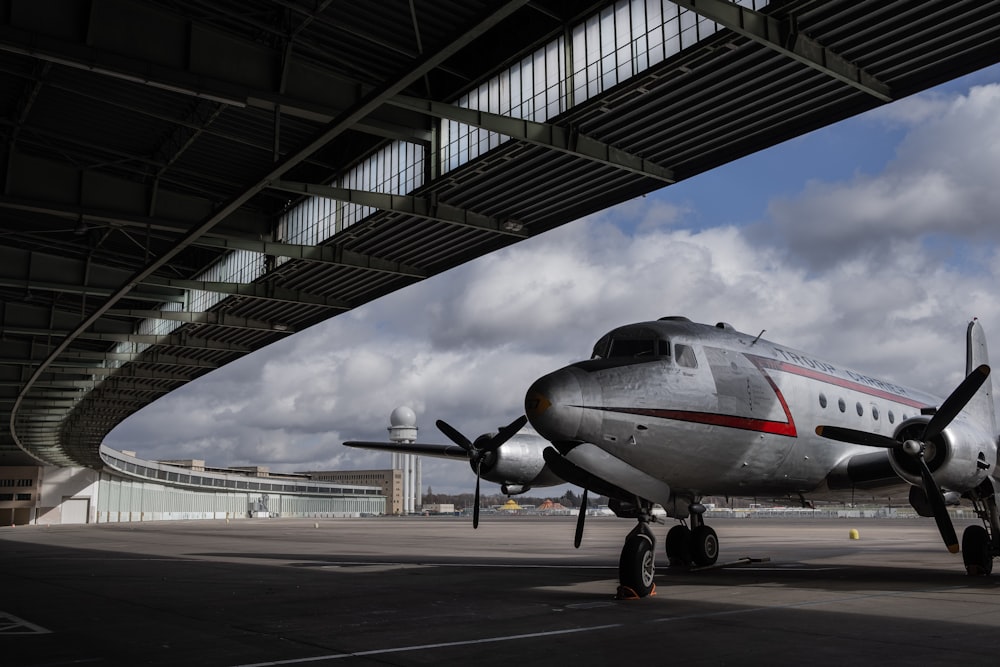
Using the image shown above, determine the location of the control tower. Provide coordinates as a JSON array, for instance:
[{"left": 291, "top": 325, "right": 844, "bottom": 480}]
[{"left": 388, "top": 406, "right": 421, "bottom": 514}]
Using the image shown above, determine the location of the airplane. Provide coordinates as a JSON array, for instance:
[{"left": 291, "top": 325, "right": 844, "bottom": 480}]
[{"left": 348, "top": 316, "right": 1000, "bottom": 599}]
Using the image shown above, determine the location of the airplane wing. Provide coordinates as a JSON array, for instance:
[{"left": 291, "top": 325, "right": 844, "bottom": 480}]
[{"left": 343, "top": 441, "right": 468, "bottom": 460}]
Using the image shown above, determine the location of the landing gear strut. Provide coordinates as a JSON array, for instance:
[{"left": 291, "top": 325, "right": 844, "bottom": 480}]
[
  {"left": 618, "top": 507, "right": 657, "bottom": 598},
  {"left": 964, "top": 479, "right": 1000, "bottom": 576},
  {"left": 665, "top": 524, "right": 692, "bottom": 567}
]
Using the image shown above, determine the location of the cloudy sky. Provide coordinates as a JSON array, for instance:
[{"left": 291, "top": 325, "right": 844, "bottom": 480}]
[{"left": 106, "top": 63, "right": 1000, "bottom": 496}]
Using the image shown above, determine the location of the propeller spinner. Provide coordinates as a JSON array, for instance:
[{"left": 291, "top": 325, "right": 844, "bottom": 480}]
[
  {"left": 816, "top": 364, "right": 990, "bottom": 553},
  {"left": 436, "top": 415, "right": 528, "bottom": 528}
]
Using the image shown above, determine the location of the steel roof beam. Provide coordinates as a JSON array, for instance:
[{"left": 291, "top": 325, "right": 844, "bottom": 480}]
[
  {"left": 0, "top": 279, "right": 184, "bottom": 304},
  {"left": 672, "top": 0, "right": 893, "bottom": 102},
  {"left": 137, "top": 276, "right": 352, "bottom": 310},
  {"left": 1, "top": 194, "right": 425, "bottom": 279},
  {"left": 59, "top": 350, "right": 220, "bottom": 369},
  {"left": 104, "top": 309, "right": 298, "bottom": 334},
  {"left": 390, "top": 94, "right": 676, "bottom": 183},
  {"left": 8, "top": 328, "right": 251, "bottom": 353},
  {"left": 45, "top": 366, "right": 210, "bottom": 382},
  {"left": 191, "top": 236, "right": 428, "bottom": 278},
  {"left": 0, "top": 193, "right": 269, "bottom": 241},
  {"left": 0, "top": 277, "right": 185, "bottom": 303},
  {"left": 269, "top": 180, "right": 530, "bottom": 237},
  {"left": 9, "top": 350, "right": 221, "bottom": 370},
  {"left": 14, "top": 376, "right": 186, "bottom": 390}
]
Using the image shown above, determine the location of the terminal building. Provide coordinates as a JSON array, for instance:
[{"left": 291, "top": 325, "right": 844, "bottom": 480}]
[
  {"left": 0, "top": 447, "right": 387, "bottom": 526},
  {"left": 0, "top": 407, "right": 426, "bottom": 525},
  {"left": 307, "top": 470, "right": 404, "bottom": 516}
]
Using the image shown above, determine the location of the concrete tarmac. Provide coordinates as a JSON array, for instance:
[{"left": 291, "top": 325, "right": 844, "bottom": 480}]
[{"left": 2, "top": 516, "right": 1000, "bottom": 666}]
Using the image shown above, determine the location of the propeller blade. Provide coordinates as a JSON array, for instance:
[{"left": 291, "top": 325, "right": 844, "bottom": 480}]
[
  {"left": 473, "top": 461, "right": 482, "bottom": 529},
  {"left": 574, "top": 488, "right": 588, "bottom": 549},
  {"left": 815, "top": 425, "right": 900, "bottom": 449},
  {"left": 484, "top": 415, "right": 528, "bottom": 452},
  {"left": 923, "top": 364, "right": 990, "bottom": 441},
  {"left": 916, "top": 455, "right": 959, "bottom": 553},
  {"left": 436, "top": 419, "right": 473, "bottom": 452},
  {"left": 437, "top": 416, "right": 525, "bottom": 530}
]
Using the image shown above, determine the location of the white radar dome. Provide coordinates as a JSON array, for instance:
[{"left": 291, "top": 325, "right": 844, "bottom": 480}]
[{"left": 389, "top": 406, "right": 417, "bottom": 427}]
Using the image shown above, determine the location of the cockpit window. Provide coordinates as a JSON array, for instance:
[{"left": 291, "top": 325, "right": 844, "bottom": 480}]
[
  {"left": 675, "top": 344, "right": 698, "bottom": 368},
  {"left": 591, "top": 334, "right": 612, "bottom": 359},
  {"left": 591, "top": 327, "right": 670, "bottom": 360}
]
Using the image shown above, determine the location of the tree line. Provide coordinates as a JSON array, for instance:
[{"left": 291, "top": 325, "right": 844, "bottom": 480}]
[{"left": 423, "top": 487, "right": 596, "bottom": 509}]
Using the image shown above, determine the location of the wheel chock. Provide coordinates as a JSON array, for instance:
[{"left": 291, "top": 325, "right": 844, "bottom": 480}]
[{"left": 615, "top": 583, "right": 657, "bottom": 600}]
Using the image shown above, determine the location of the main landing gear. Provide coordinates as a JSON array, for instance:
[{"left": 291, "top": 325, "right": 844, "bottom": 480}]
[
  {"left": 616, "top": 501, "right": 721, "bottom": 599},
  {"left": 664, "top": 510, "right": 719, "bottom": 568},
  {"left": 963, "top": 479, "right": 1000, "bottom": 576}
]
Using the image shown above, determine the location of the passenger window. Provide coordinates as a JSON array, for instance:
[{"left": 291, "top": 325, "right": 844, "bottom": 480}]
[
  {"left": 675, "top": 344, "right": 697, "bottom": 368},
  {"left": 838, "top": 398, "right": 846, "bottom": 413},
  {"left": 819, "top": 394, "right": 827, "bottom": 408}
]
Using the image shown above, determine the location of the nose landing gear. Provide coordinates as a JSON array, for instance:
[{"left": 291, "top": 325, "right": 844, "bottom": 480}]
[{"left": 618, "top": 510, "right": 657, "bottom": 599}]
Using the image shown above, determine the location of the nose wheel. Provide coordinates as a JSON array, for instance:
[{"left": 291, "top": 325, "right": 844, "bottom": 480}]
[{"left": 617, "top": 513, "right": 658, "bottom": 598}]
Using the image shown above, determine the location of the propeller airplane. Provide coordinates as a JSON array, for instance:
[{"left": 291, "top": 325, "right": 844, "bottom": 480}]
[{"left": 347, "top": 316, "right": 1000, "bottom": 598}]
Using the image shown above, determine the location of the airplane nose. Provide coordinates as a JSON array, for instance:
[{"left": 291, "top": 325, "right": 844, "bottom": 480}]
[{"left": 525, "top": 366, "right": 589, "bottom": 442}]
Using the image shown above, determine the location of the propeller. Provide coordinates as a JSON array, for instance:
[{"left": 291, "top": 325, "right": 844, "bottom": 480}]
[
  {"left": 436, "top": 415, "right": 528, "bottom": 529},
  {"left": 816, "top": 364, "right": 990, "bottom": 554},
  {"left": 574, "top": 488, "right": 588, "bottom": 548}
]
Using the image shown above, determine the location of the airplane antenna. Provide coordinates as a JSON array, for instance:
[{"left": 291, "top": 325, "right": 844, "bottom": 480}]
[{"left": 750, "top": 329, "right": 766, "bottom": 346}]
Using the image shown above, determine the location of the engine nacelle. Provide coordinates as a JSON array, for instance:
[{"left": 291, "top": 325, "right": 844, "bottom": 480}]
[
  {"left": 472, "top": 433, "right": 563, "bottom": 493},
  {"left": 888, "top": 416, "right": 995, "bottom": 492}
]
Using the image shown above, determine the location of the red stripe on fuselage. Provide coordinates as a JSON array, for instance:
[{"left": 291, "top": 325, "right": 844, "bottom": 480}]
[
  {"left": 747, "top": 354, "right": 928, "bottom": 409},
  {"left": 596, "top": 406, "right": 798, "bottom": 436}
]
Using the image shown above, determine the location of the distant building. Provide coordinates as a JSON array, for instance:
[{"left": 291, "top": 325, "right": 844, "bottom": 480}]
[
  {"left": 422, "top": 503, "right": 455, "bottom": 515},
  {"left": 305, "top": 469, "right": 403, "bottom": 515},
  {"left": 0, "top": 467, "right": 41, "bottom": 525}
]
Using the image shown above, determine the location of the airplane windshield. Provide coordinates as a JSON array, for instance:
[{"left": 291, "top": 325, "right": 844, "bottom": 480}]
[{"left": 591, "top": 327, "right": 670, "bottom": 359}]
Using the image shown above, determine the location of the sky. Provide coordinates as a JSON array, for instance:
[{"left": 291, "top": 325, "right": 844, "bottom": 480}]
[{"left": 105, "top": 63, "right": 1000, "bottom": 497}]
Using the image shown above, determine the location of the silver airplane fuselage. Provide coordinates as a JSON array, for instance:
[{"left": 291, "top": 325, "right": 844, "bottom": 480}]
[{"left": 524, "top": 317, "right": 986, "bottom": 508}]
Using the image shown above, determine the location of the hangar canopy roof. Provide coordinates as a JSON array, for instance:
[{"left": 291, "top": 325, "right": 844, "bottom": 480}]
[{"left": 3, "top": 0, "right": 1000, "bottom": 468}]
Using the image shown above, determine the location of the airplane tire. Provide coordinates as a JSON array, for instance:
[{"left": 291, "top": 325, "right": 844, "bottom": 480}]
[
  {"left": 962, "top": 525, "right": 993, "bottom": 576},
  {"left": 619, "top": 533, "right": 656, "bottom": 597},
  {"left": 690, "top": 524, "right": 719, "bottom": 567},
  {"left": 665, "top": 524, "right": 692, "bottom": 567}
]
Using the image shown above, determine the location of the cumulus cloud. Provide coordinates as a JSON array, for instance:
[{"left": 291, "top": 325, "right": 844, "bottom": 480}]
[
  {"left": 106, "top": 74, "right": 1000, "bottom": 495},
  {"left": 760, "top": 83, "right": 1000, "bottom": 270}
]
